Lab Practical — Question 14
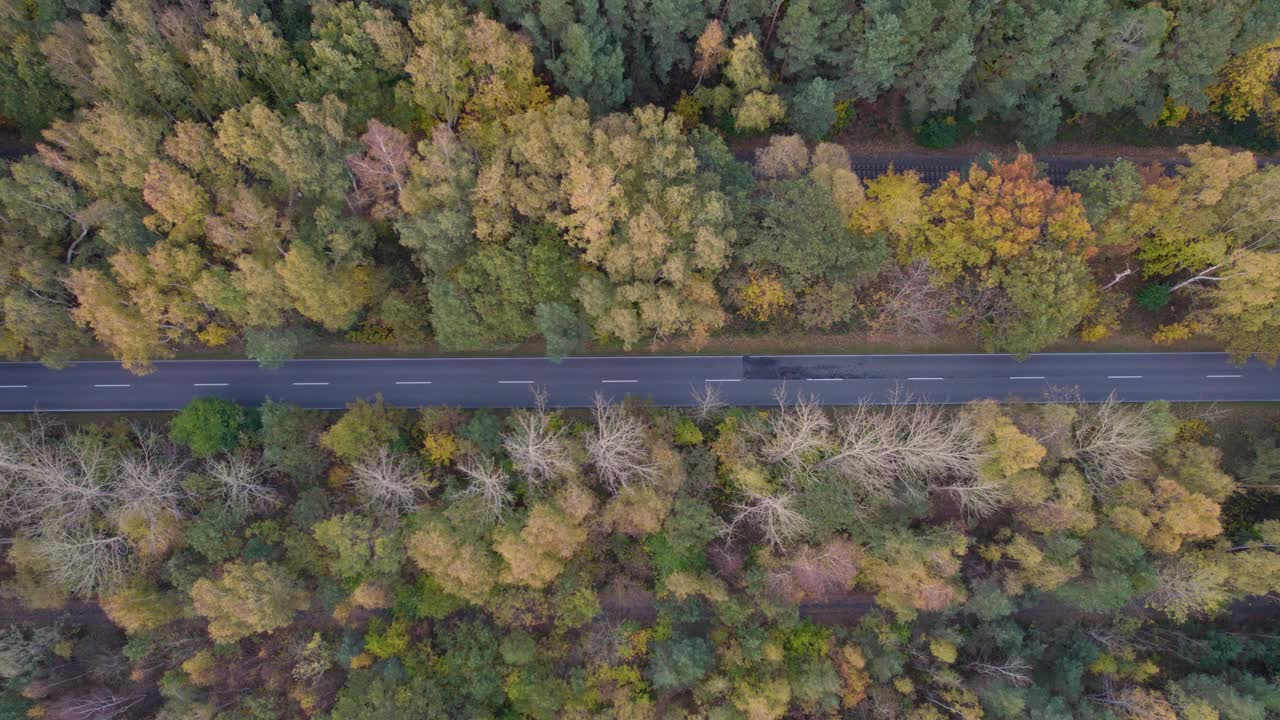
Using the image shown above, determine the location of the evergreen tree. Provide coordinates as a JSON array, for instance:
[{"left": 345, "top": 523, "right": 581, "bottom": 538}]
[{"left": 789, "top": 77, "right": 837, "bottom": 140}]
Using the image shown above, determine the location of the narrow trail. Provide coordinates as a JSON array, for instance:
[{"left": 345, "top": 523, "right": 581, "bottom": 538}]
[
  {"left": 845, "top": 153, "right": 1162, "bottom": 185},
  {"left": 4, "top": 593, "right": 1273, "bottom": 632},
  {"left": 5, "top": 127, "right": 1268, "bottom": 187},
  {"left": 733, "top": 144, "right": 1277, "bottom": 185}
]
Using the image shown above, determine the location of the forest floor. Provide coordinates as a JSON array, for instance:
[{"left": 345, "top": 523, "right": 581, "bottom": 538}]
[
  {"left": 56, "top": 315, "right": 1220, "bottom": 364},
  {"left": 826, "top": 92, "right": 1279, "bottom": 159},
  {"left": 55, "top": 324, "right": 1221, "bottom": 365}
]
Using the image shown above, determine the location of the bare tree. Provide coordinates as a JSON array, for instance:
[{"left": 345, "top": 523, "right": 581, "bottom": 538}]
[
  {"left": 1144, "top": 557, "right": 1227, "bottom": 622},
  {"left": 33, "top": 529, "right": 132, "bottom": 596},
  {"left": 586, "top": 394, "right": 657, "bottom": 493},
  {"left": 1089, "top": 686, "right": 1178, "bottom": 720},
  {"left": 45, "top": 690, "right": 143, "bottom": 720},
  {"left": 113, "top": 428, "right": 187, "bottom": 546},
  {"left": 967, "top": 658, "right": 1033, "bottom": 687},
  {"left": 759, "top": 388, "right": 831, "bottom": 474},
  {"left": 205, "top": 452, "right": 280, "bottom": 515},
  {"left": 766, "top": 537, "right": 862, "bottom": 601},
  {"left": 0, "top": 420, "right": 114, "bottom": 532},
  {"left": 754, "top": 134, "right": 810, "bottom": 180},
  {"left": 456, "top": 454, "right": 514, "bottom": 520},
  {"left": 1074, "top": 392, "right": 1163, "bottom": 492},
  {"left": 822, "top": 396, "right": 983, "bottom": 494},
  {"left": 934, "top": 476, "right": 1008, "bottom": 518},
  {"left": 728, "top": 490, "right": 808, "bottom": 549},
  {"left": 345, "top": 119, "right": 411, "bottom": 219},
  {"left": 348, "top": 446, "right": 424, "bottom": 516},
  {"left": 503, "top": 388, "right": 572, "bottom": 487},
  {"left": 865, "top": 261, "right": 953, "bottom": 341},
  {"left": 689, "top": 383, "right": 726, "bottom": 422}
]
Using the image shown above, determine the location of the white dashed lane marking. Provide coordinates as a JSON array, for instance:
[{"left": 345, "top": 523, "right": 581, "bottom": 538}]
[
  {"left": 394, "top": 381, "right": 433, "bottom": 385},
  {"left": 1206, "top": 374, "right": 1242, "bottom": 378},
  {"left": 1107, "top": 375, "right": 1142, "bottom": 379},
  {"left": 601, "top": 379, "right": 638, "bottom": 383},
  {"left": 292, "top": 382, "right": 329, "bottom": 386},
  {"left": 193, "top": 383, "right": 229, "bottom": 387}
]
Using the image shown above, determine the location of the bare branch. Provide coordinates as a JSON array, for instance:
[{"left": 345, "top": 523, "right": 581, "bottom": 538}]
[
  {"left": 345, "top": 119, "right": 411, "bottom": 219},
  {"left": 205, "top": 452, "right": 279, "bottom": 515},
  {"left": 1144, "top": 556, "right": 1229, "bottom": 622},
  {"left": 689, "top": 383, "right": 727, "bottom": 422},
  {"left": 348, "top": 446, "right": 425, "bottom": 516},
  {"left": 45, "top": 690, "right": 143, "bottom": 720},
  {"left": 866, "top": 261, "right": 953, "bottom": 341},
  {"left": 112, "top": 427, "right": 188, "bottom": 553},
  {"left": 934, "top": 476, "right": 1008, "bottom": 518},
  {"left": 822, "top": 396, "right": 982, "bottom": 494},
  {"left": 0, "top": 420, "right": 114, "bottom": 532},
  {"left": 502, "top": 387, "right": 572, "bottom": 488},
  {"left": 728, "top": 490, "right": 808, "bottom": 550},
  {"left": 766, "top": 537, "right": 862, "bottom": 602},
  {"left": 967, "top": 658, "right": 1033, "bottom": 688},
  {"left": 456, "top": 454, "right": 513, "bottom": 520},
  {"left": 1088, "top": 686, "right": 1177, "bottom": 720},
  {"left": 33, "top": 529, "right": 132, "bottom": 596},
  {"left": 1101, "top": 265, "right": 1133, "bottom": 291},
  {"left": 759, "top": 388, "right": 831, "bottom": 475},
  {"left": 586, "top": 394, "right": 657, "bottom": 493},
  {"left": 1073, "top": 392, "right": 1163, "bottom": 492}
]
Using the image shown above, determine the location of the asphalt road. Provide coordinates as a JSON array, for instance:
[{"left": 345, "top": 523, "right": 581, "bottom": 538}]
[{"left": 0, "top": 352, "right": 1274, "bottom": 412}]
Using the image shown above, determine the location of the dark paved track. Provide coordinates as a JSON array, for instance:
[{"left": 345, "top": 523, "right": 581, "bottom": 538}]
[
  {"left": 0, "top": 352, "right": 1273, "bottom": 412},
  {"left": 844, "top": 152, "right": 1152, "bottom": 185}
]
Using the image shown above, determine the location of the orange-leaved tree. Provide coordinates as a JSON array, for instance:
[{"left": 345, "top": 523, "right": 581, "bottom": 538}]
[{"left": 913, "top": 153, "right": 1096, "bottom": 285}]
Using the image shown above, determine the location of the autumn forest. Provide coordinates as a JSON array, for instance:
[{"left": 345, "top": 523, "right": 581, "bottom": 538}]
[
  {"left": 4, "top": 0, "right": 1280, "bottom": 719},
  {"left": 1, "top": 0, "right": 1280, "bottom": 368}
]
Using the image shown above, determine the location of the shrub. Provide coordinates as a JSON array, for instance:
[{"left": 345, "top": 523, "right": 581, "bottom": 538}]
[
  {"left": 915, "top": 115, "right": 959, "bottom": 148},
  {"left": 245, "top": 326, "right": 309, "bottom": 368},
  {"left": 1136, "top": 283, "right": 1172, "bottom": 311},
  {"left": 170, "top": 397, "right": 256, "bottom": 457},
  {"left": 649, "top": 634, "right": 714, "bottom": 690}
]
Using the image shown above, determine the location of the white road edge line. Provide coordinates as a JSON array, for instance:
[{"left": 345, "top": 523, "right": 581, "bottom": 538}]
[
  {"left": 1206, "top": 374, "right": 1242, "bottom": 378},
  {"left": 193, "top": 383, "right": 229, "bottom": 387},
  {"left": 1010, "top": 376, "right": 1046, "bottom": 380},
  {"left": 704, "top": 378, "right": 741, "bottom": 383},
  {"left": 806, "top": 378, "right": 843, "bottom": 382},
  {"left": 1107, "top": 375, "right": 1143, "bottom": 379},
  {"left": 907, "top": 377, "right": 945, "bottom": 381},
  {"left": 94, "top": 384, "right": 130, "bottom": 388},
  {"left": 601, "top": 379, "right": 638, "bottom": 383},
  {"left": 0, "top": 385, "right": 29, "bottom": 389},
  {"left": 292, "top": 382, "right": 330, "bottom": 386},
  {"left": 498, "top": 380, "right": 535, "bottom": 384},
  {"left": 394, "top": 381, "right": 433, "bottom": 385}
]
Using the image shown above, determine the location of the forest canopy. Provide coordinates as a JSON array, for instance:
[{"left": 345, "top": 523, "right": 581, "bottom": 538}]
[
  {"left": 3, "top": 393, "right": 1280, "bottom": 718},
  {"left": 3, "top": 2, "right": 1280, "bottom": 717},
  {"left": 1, "top": 0, "right": 1279, "bottom": 371}
]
